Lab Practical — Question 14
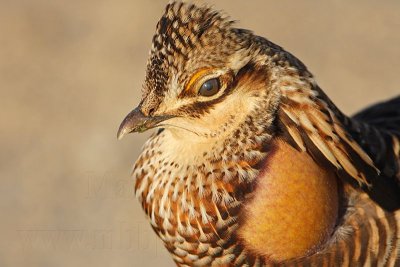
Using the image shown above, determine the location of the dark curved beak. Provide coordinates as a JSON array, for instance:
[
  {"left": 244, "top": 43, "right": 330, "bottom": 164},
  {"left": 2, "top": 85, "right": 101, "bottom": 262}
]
[{"left": 117, "top": 107, "right": 174, "bottom": 140}]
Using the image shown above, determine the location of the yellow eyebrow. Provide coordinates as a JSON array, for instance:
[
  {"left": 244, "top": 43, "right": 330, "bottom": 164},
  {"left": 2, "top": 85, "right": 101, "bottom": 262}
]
[{"left": 184, "top": 68, "right": 212, "bottom": 93}]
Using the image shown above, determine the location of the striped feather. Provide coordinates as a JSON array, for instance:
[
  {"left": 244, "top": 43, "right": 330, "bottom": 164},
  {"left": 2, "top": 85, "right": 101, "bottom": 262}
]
[
  {"left": 308, "top": 131, "right": 341, "bottom": 169},
  {"left": 279, "top": 85, "right": 379, "bottom": 189}
]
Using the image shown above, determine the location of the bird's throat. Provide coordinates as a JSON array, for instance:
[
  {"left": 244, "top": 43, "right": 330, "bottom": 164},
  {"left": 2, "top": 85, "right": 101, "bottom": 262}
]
[{"left": 238, "top": 139, "right": 339, "bottom": 262}]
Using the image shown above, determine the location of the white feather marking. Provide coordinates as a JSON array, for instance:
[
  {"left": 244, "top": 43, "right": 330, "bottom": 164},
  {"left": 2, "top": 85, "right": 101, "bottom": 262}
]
[
  {"left": 196, "top": 220, "right": 209, "bottom": 243},
  {"left": 196, "top": 174, "right": 205, "bottom": 197},
  {"left": 208, "top": 246, "right": 223, "bottom": 256},
  {"left": 219, "top": 188, "right": 234, "bottom": 206},
  {"left": 187, "top": 196, "right": 197, "bottom": 219},
  {"left": 308, "top": 132, "right": 341, "bottom": 169},
  {"left": 193, "top": 256, "right": 212, "bottom": 266},
  {"left": 135, "top": 176, "right": 149, "bottom": 200},
  {"left": 199, "top": 203, "right": 213, "bottom": 224},
  {"left": 281, "top": 107, "right": 300, "bottom": 125},
  {"left": 237, "top": 166, "right": 247, "bottom": 182},
  {"left": 281, "top": 85, "right": 299, "bottom": 92},
  {"left": 159, "top": 177, "right": 173, "bottom": 218},
  {"left": 197, "top": 242, "right": 210, "bottom": 253},
  {"left": 185, "top": 217, "right": 197, "bottom": 235},
  {"left": 186, "top": 254, "right": 199, "bottom": 261},
  {"left": 298, "top": 112, "right": 316, "bottom": 132},
  {"left": 174, "top": 247, "right": 187, "bottom": 257},
  {"left": 210, "top": 182, "right": 220, "bottom": 203},
  {"left": 150, "top": 201, "right": 157, "bottom": 227},
  {"left": 285, "top": 124, "right": 306, "bottom": 151},
  {"left": 172, "top": 179, "right": 180, "bottom": 201},
  {"left": 334, "top": 122, "right": 377, "bottom": 170},
  {"left": 180, "top": 190, "right": 188, "bottom": 211},
  {"left": 176, "top": 238, "right": 195, "bottom": 251},
  {"left": 328, "top": 142, "right": 366, "bottom": 185},
  {"left": 163, "top": 204, "right": 173, "bottom": 230},
  {"left": 171, "top": 254, "right": 184, "bottom": 263},
  {"left": 176, "top": 211, "right": 185, "bottom": 234},
  {"left": 287, "top": 92, "right": 314, "bottom": 105},
  {"left": 215, "top": 253, "right": 235, "bottom": 265},
  {"left": 309, "top": 109, "right": 337, "bottom": 140},
  {"left": 146, "top": 177, "right": 160, "bottom": 203}
]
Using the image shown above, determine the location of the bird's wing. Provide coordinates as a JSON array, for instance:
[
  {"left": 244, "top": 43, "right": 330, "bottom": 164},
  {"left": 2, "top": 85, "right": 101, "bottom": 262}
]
[
  {"left": 278, "top": 84, "right": 379, "bottom": 187},
  {"left": 278, "top": 86, "right": 400, "bottom": 209}
]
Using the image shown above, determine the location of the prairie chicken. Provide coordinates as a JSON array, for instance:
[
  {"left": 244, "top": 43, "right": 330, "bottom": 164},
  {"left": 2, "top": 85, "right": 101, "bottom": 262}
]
[{"left": 118, "top": 2, "right": 400, "bottom": 266}]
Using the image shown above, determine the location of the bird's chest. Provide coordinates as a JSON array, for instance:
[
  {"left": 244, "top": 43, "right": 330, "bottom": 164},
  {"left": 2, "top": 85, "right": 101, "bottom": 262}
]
[
  {"left": 132, "top": 131, "right": 340, "bottom": 265},
  {"left": 132, "top": 130, "right": 264, "bottom": 265}
]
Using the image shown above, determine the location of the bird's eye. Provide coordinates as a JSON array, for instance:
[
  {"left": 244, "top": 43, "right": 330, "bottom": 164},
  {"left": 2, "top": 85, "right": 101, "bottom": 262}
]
[{"left": 198, "top": 78, "right": 220, "bottom": 97}]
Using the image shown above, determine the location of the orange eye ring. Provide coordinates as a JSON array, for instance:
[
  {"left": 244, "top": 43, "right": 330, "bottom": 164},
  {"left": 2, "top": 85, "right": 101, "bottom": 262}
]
[
  {"left": 184, "top": 68, "right": 214, "bottom": 94},
  {"left": 180, "top": 68, "right": 233, "bottom": 98}
]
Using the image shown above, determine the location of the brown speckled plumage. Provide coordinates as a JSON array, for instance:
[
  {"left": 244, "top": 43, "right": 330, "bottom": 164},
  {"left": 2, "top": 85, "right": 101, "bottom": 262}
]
[{"left": 118, "top": 2, "right": 400, "bottom": 266}]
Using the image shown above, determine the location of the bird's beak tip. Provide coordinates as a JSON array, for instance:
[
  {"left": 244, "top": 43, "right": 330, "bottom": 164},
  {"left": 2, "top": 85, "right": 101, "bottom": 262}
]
[
  {"left": 116, "top": 127, "right": 128, "bottom": 140},
  {"left": 116, "top": 107, "right": 144, "bottom": 140},
  {"left": 117, "top": 106, "right": 174, "bottom": 140}
]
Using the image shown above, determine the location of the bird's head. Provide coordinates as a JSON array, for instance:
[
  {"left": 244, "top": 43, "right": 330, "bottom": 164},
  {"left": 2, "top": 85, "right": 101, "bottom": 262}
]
[{"left": 118, "top": 2, "right": 291, "bottom": 141}]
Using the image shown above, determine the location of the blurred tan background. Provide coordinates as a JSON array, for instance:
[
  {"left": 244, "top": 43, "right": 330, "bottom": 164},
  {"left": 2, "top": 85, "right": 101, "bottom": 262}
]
[{"left": 1, "top": 0, "right": 399, "bottom": 266}]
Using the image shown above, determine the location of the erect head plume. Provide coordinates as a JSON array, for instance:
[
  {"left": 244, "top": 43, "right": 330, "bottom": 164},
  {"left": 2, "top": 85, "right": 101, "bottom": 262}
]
[{"left": 141, "top": 2, "right": 253, "bottom": 112}]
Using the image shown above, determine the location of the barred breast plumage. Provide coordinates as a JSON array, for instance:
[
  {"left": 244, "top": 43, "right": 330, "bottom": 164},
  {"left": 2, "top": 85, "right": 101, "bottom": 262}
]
[{"left": 118, "top": 2, "right": 400, "bottom": 266}]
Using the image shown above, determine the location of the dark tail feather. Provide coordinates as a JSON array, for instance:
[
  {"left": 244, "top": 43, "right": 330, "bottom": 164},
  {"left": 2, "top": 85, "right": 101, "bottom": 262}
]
[
  {"left": 350, "top": 95, "right": 400, "bottom": 211},
  {"left": 353, "top": 95, "right": 400, "bottom": 136}
]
